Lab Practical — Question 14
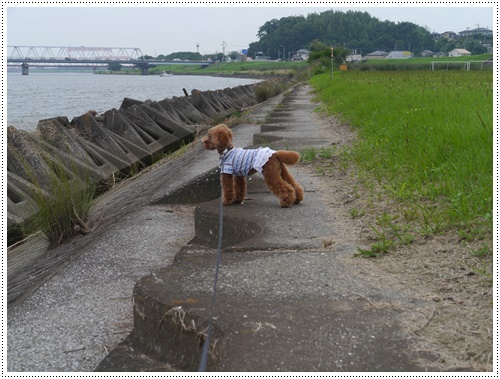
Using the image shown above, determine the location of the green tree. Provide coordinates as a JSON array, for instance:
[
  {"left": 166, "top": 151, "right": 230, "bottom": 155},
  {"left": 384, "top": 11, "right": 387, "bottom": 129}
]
[
  {"left": 248, "top": 9, "right": 439, "bottom": 58},
  {"left": 108, "top": 62, "right": 122, "bottom": 71}
]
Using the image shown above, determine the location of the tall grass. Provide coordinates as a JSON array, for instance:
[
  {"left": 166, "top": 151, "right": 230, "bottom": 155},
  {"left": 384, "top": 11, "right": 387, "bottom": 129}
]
[
  {"left": 254, "top": 79, "right": 290, "bottom": 102},
  {"left": 310, "top": 70, "right": 493, "bottom": 234},
  {"left": 22, "top": 157, "right": 96, "bottom": 248}
]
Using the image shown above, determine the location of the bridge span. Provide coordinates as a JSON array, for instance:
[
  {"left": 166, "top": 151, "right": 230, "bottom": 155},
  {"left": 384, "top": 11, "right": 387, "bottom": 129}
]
[{"left": 7, "top": 46, "right": 211, "bottom": 75}]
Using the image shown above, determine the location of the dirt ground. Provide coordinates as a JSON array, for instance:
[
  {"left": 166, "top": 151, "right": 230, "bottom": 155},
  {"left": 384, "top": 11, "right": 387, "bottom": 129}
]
[{"left": 300, "top": 114, "right": 494, "bottom": 371}]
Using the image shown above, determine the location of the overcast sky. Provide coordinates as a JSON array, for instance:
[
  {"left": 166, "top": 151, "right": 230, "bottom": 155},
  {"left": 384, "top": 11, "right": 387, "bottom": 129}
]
[{"left": 6, "top": 4, "right": 495, "bottom": 56}]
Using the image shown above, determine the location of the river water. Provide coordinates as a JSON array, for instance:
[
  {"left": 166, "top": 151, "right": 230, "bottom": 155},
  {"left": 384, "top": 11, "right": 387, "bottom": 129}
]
[{"left": 7, "top": 72, "right": 260, "bottom": 131}]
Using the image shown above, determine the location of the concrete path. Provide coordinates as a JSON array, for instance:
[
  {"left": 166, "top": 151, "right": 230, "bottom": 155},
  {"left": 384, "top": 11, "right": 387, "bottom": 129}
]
[{"left": 8, "top": 84, "right": 438, "bottom": 372}]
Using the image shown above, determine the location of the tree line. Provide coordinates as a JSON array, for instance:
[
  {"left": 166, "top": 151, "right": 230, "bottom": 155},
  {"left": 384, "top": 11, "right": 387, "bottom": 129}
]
[{"left": 247, "top": 9, "right": 489, "bottom": 59}]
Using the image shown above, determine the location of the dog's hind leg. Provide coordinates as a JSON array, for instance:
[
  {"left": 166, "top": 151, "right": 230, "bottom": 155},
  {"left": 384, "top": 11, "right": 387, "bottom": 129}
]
[
  {"left": 233, "top": 176, "right": 247, "bottom": 204},
  {"left": 281, "top": 165, "right": 304, "bottom": 204},
  {"left": 262, "top": 158, "right": 296, "bottom": 207}
]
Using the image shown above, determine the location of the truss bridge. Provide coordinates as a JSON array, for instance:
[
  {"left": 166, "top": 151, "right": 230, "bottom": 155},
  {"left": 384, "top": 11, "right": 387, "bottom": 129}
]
[
  {"left": 7, "top": 46, "right": 211, "bottom": 75},
  {"left": 8, "top": 46, "right": 145, "bottom": 61}
]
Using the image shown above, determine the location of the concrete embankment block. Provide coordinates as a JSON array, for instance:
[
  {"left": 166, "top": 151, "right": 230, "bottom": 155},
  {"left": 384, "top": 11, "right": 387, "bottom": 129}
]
[
  {"left": 71, "top": 112, "right": 139, "bottom": 171},
  {"left": 6, "top": 79, "right": 285, "bottom": 246},
  {"left": 102, "top": 109, "right": 157, "bottom": 165},
  {"left": 167, "top": 96, "right": 214, "bottom": 124},
  {"left": 189, "top": 90, "right": 231, "bottom": 120},
  {"left": 122, "top": 105, "right": 183, "bottom": 153},
  {"left": 138, "top": 103, "right": 194, "bottom": 141}
]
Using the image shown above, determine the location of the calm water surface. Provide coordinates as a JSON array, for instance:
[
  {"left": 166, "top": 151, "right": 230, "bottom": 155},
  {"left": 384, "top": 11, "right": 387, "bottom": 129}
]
[{"left": 7, "top": 72, "right": 260, "bottom": 131}]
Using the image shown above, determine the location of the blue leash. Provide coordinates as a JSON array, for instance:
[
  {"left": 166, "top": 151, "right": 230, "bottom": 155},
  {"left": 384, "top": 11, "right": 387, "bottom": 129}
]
[{"left": 198, "top": 159, "right": 226, "bottom": 371}]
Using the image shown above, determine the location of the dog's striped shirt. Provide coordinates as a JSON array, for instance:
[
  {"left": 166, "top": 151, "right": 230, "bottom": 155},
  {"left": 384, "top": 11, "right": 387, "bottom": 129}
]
[{"left": 220, "top": 147, "right": 275, "bottom": 176}]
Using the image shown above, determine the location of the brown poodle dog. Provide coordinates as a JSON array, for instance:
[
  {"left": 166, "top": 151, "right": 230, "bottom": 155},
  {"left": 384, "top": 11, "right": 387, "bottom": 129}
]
[{"left": 202, "top": 124, "right": 304, "bottom": 208}]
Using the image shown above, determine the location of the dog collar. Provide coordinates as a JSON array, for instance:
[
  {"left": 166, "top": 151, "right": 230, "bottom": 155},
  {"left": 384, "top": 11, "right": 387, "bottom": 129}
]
[
  {"left": 219, "top": 146, "right": 234, "bottom": 167},
  {"left": 220, "top": 146, "right": 233, "bottom": 157}
]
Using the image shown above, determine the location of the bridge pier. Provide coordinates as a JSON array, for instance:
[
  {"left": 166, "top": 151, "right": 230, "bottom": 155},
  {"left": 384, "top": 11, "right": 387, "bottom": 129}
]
[
  {"left": 139, "top": 64, "right": 149, "bottom": 76},
  {"left": 21, "top": 63, "right": 29, "bottom": 75}
]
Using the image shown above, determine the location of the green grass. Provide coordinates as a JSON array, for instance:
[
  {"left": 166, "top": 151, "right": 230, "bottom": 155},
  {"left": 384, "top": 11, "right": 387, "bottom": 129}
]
[
  {"left": 148, "top": 61, "right": 308, "bottom": 77},
  {"left": 300, "top": 146, "right": 337, "bottom": 163},
  {"left": 310, "top": 70, "right": 493, "bottom": 247},
  {"left": 367, "top": 53, "right": 492, "bottom": 65},
  {"left": 21, "top": 157, "right": 96, "bottom": 248},
  {"left": 349, "top": 54, "right": 493, "bottom": 71}
]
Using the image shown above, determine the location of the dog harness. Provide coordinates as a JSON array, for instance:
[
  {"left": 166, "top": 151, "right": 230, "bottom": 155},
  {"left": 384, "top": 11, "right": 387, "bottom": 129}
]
[{"left": 220, "top": 147, "right": 275, "bottom": 176}]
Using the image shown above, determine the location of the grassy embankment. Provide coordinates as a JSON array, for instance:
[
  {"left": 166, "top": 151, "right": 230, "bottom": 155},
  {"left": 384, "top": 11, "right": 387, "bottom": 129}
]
[
  {"left": 349, "top": 54, "right": 493, "bottom": 71},
  {"left": 148, "top": 61, "right": 309, "bottom": 78},
  {"left": 308, "top": 70, "right": 493, "bottom": 257},
  {"left": 98, "top": 61, "right": 309, "bottom": 78}
]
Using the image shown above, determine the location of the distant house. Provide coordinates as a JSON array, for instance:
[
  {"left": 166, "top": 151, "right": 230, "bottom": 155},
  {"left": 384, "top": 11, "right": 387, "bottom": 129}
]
[
  {"left": 448, "top": 48, "right": 471, "bottom": 57},
  {"left": 290, "top": 49, "right": 310, "bottom": 61},
  {"left": 420, "top": 50, "right": 435, "bottom": 57},
  {"left": 430, "top": 32, "right": 441, "bottom": 41},
  {"left": 433, "top": 52, "right": 447, "bottom": 58},
  {"left": 441, "top": 31, "right": 458, "bottom": 40},
  {"left": 458, "top": 27, "right": 493, "bottom": 37},
  {"left": 365, "top": 50, "right": 388, "bottom": 60},
  {"left": 346, "top": 54, "right": 363, "bottom": 63},
  {"left": 385, "top": 51, "right": 413, "bottom": 59}
]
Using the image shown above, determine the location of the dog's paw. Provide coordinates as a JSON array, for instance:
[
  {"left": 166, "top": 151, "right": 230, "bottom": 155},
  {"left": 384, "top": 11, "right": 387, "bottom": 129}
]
[{"left": 279, "top": 198, "right": 295, "bottom": 208}]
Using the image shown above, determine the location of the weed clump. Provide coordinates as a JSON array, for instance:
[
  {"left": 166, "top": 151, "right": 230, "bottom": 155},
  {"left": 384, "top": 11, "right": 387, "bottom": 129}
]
[
  {"left": 254, "top": 79, "right": 288, "bottom": 102},
  {"left": 21, "top": 158, "right": 96, "bottom": 248}
]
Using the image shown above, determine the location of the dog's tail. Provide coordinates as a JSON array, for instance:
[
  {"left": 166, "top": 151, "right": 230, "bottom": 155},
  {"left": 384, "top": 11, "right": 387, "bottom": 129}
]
[{"left": 275, "top": 150, "right": 300, "bottom": 165}]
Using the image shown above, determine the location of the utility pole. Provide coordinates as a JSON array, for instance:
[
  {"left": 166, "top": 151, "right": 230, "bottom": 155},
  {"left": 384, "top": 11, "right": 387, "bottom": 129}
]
[{"left": 330, "top": 46, "right": 334, "bottom": 79}]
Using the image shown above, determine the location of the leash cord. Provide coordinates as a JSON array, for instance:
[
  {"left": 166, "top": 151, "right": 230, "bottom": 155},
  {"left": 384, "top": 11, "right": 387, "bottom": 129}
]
[{"left": 198, "top": 169, "right": 225, "bottom": 372}]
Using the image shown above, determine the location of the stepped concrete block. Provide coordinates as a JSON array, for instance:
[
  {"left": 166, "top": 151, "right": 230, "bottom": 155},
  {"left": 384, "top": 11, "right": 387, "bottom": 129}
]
[
  {"left": 123, "top": 106, "right": 180, "bottom": 152},
  {"left": 218, "top": 87, "right": 247, "bottom": 107},
  {"left": 71, "top": 135, "right": 129, "bottom": 176},
  {"left": 7, "top": 126, "right": 57, "bottom": 190},
  {"left": 102, "top": 109, "right": 162, "bottom": 163},
  {"left": 6, "top": 82, "right": 269, "bottom": 243},
  {"left": 106, "top": 130, "right": 155, "bottom": 166},
  {"left": 37, "top": 118, "right": 113, "bottom": 181},
  {"left": 189, "top": 90, "right": 229, "bottom": 120},
  {"left": 149, "top": 100, "right": 190, "bottom": 125},
  {"left": 71, "top": 112, "right": 139, "bottom": 170},
  {"left": 234, "top": 84, "right": 256, "bottom": 103},
  {"left": 7, "top": 173, "right": 40, "bottom": 226},
  {"left": 169, "top": 97, "right": 214, "bottom": 124},
  {"left": 212, "top": 90, "right": 239, "bottom": 112},
  {"left": 120, "top": 97, "right": 144, "bottom": 110},
  {"left": 219, "top": 87, "right": 246, "bottom": 108},
  {"left": 201, "top": 90, "right": 234, "bottom": 113},
  {"left": 201, "top": 90, "right": 227, "bottom": 111},
  {"left": 115, "top": 109, "right": 164, "bottom": 153},
  {"left": 240, "top": 85, "right": 258, "bottom": 105},
  {"left": 138, "top": 104, "right": 194, "bottom": 141},
  {"left": 38, "top": 117, "right": 90, "bottom": 162},
  {"left": 102, "top": 109, "right": 152, "bottom": 151}
]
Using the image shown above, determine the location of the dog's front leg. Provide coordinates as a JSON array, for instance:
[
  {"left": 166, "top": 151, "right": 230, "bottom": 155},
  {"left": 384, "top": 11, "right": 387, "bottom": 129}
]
[
  {"left": 233, "top": 176, "right": 247, "bottom": 204},
  {"left": 221, "top": 174, "right": 236, "bottom": 205}
]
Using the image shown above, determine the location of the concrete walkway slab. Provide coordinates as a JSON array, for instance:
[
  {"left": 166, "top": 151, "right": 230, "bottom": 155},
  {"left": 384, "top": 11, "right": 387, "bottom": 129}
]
[
  {"left": 9, "top": 83, "right": 443, "bottom": 373},
  {"left": 96, "top": 84, "right": 439, "bottom": 372}
]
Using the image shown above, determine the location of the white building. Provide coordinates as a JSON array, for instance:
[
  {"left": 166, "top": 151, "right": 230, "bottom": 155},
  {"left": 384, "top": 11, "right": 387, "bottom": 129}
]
[
  {"left": 346, "top": 54, "right": 363, "bottom": 62},
  {"left": 385, "top": 51, "right": 413, "bottom": 59},
  {"left": 448, "top": 48, "right": 471, "bottom": 57}
]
